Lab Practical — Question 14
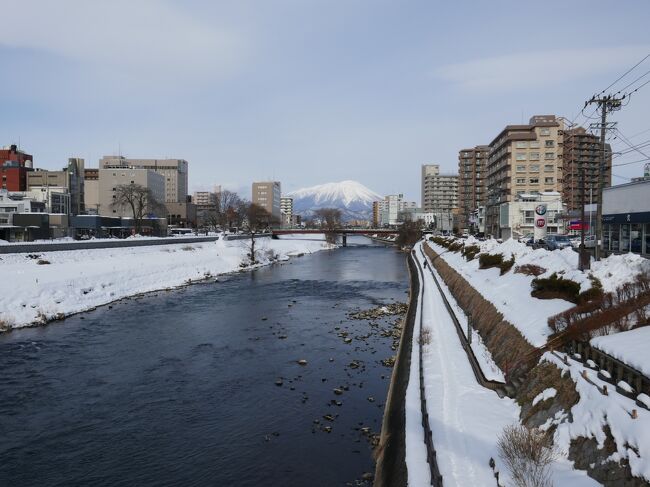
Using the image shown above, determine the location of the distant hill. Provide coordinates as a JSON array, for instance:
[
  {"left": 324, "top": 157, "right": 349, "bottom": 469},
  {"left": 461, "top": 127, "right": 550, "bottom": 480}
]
[{"left": 286, "top": 180, "right": 382, "bottom": 222}]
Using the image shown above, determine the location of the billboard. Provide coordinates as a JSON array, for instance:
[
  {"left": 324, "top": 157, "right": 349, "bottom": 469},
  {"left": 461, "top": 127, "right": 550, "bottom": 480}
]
[{"left": 533, "top": 203, "right": 547, "bottom": 240}]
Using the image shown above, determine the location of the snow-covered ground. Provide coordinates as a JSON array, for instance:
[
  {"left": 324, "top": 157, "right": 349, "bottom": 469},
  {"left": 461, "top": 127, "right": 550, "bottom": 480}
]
[
  {"left": 406, "top": 243, "right": 597, "bottom": 486},
  {"left": 591, "top": 327, "right": 650, "bottom": 377},
  {"left": 426, "top": 238, "right": 649, "bottom": 347},
  {"left": 546, "top": 351, "right": 650, "bottom": 483},
  {"left": 0, "top": 235, "right": 333, "bottom": 330},
  {"left": 420, "top": 248, "right": 505, "bottom": 382}
]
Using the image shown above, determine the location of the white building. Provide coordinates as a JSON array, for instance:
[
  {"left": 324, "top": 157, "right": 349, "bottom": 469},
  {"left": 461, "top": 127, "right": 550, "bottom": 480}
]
[
  {"left": 98, "top": 166, "right": 166, "bottom": 217},
  {"left": 378, "top": 194, "right": 417, "bottom": 226},
  {"left": 280, "top": 197, "right": 293, "bottom": 227},
  {"left": 498, "top": 192, "right": 566, "bottom": 240}
]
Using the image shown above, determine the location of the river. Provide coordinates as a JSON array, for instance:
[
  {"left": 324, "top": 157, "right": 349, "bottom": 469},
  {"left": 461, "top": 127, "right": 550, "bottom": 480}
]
[{"left": 0, "top": 237, "right": 408, "bottom": 487}]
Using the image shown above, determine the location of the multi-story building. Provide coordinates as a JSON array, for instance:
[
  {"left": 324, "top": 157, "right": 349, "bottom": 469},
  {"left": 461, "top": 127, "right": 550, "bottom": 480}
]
[
  {"left": 99, "top": 156, "right": 188, "bottom": 204},
  {"left": 421, "top": 164, "right": 458, "bottom": 211},
  {"left": 280, "top": 197, "right": 293, "bottom": 227},
  {"left": 252, "top": 181, "right": 281, "bottom": 221},
  {"left": 486, "top": 115, "right": 565, "bottom": 237},
  {"left": 377, "top": 194, "right": 417, "bottom": 226},
  {"left": 26, "top": 158, "right": 85, "bottom": 215},
  {"left": 562, "top": 127, "right": 611, "bottom": 212},
  {"left": 84, "top": 168, "right": 99, "bottom": 214},
  {"left": 372, "top": 201, "right": 382, "bottom": 227},
  {"left": 1, "top": 144, "right": 33, "bottom": 191},
  {"left": 193, "top": 191, "right": 218, "bottom": 207},
  {"left": 97, "top": 165, "right": 165, "bottom": 217},
  {"left": 458, "top": 146, "right": 489, "bottom": 232}
]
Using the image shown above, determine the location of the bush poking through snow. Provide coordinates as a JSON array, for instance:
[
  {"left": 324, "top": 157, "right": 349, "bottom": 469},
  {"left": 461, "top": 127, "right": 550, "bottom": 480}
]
[
  {"left": 36, "top": 259, "right": 51, "bottom": 265},
  {"left": 478, "top": 253, "right": 515, "bottom": 275},
  {"left": 531, "top": 273, "right": 581, "bottom": 303},
  {"left": 181, "top": 245, "right": 196, "bottom": 251},
  {"left": 479, "top": 253, "right": 505, "bottom": 270},
  {"left": 515, "top": 264, "right": 546, "bottom": 277},
  {"left": 461, "top": 244, "right": 480, "bottom": 261},
  {"left": 497, "top": 424, "right": 556, "bottom": 487}
]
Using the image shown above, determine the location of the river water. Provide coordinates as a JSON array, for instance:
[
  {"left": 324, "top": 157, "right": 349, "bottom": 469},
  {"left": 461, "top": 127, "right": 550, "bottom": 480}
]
[{"left": 0, "top": 237, "right": 408, "bottom": 487}]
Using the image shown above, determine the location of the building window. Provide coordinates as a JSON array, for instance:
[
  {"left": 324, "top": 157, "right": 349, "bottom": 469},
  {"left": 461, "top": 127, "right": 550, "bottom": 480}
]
[
  {"left": 631, "top": 224, "right": 642, "bottom": 253},
  {"left": 545, "top": 177, "right": 554, "bottom": 184},
  {"left": 516, "top": 178, "right": 525, "bottom": 184},
  {"left": 529, "top": 141, "right": 540, "bottom": 149},
  {"left": 516, "top": 165, "right": 526, "bottom": 172},
  {"left": 544, "top": 140, "right": 555, "bottom": 148},
  {"left": 544, "top": 165, "right": 554, "bottom": 172},
  {"left": 545, "top": 152, "right": 555, "bottom": 160},
  {"left": 540, "top": 128, "right": 550, "bottom": 136},
  {"left": 516, "top": 141, "right": 528, "bottom": 149},
  {"left": 529, "top": 178, "right": 539, "bottom": 184},
  {"left": 530, "top": 165, "right": 540, "bottom": 172},
  {"left": 529, "top": 152, "right": 540, "bottom": 160},
  {"left": 516, "top": 153, "right": 527, "bottom": 161}
]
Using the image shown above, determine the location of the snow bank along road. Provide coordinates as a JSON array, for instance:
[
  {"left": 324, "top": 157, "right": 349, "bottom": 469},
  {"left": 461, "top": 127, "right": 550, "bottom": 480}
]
[
  {"left": 405, "top": 241, "right": 597, "bottom": 487},
  {"left": 0, "top": 236, "right": 332, "bottom": 331}
]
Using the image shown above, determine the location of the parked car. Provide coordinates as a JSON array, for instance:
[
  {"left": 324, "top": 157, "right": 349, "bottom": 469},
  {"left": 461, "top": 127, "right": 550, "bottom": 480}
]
[
  {"left": 545, "top": 234, "right": 572, "bottom": 250},
  {"left": 518, "top": 232, "right": 534, "bottom": 243},
  {"left": 570, "top": 235, "right": 596, "bottom": 249}
]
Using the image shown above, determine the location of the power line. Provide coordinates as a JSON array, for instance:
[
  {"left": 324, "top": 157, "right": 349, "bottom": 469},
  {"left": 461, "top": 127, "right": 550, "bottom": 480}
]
[
  {"left": 614, "top": 68, "right": 650, "bottom": 95},
  {"left": 598, "top": 52, "right": 650, "bottom": 95},
  {"left": 612, "top": 157, "right": 649, "bottom": 167}
]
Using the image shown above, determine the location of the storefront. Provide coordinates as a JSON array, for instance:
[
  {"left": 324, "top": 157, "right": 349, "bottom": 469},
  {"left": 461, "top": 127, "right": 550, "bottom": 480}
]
[{"left": 602, "top": 180, "right": 650, "bottom": 257}]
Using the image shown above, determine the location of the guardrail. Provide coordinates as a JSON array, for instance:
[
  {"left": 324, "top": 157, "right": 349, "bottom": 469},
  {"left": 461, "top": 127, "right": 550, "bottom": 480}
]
[
  {"left": 0, "top": 234, "right": 275, "bottom": 254},
  {"left": 411, "top": 250, "right": 444, "bottom": 486}
]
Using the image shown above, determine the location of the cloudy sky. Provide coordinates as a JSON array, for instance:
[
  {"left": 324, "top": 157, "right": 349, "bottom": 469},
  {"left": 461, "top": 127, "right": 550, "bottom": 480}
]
[{"left": 2, "top": 0, "right": 649, "bottom": 202}]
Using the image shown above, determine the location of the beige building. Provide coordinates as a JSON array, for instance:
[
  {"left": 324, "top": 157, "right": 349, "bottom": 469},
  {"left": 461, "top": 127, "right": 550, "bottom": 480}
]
[
  {"left": 98, "top": 166, "right": 165, "bottom": 217},
  {"left": 486, "top": 115, "right": 564, "bottom": 237},
  {"left": 99, "top": 156, "right": 188, "bottom": 204},
  {"left": 26, "top": 158, "right": 85, "bottom": 215},
  {"left": 562, "top": 127, "right": 611, "bottom": 212},
  {"left": 84, "top": 168, "right": 99, "bottom": 214},
  {"left": 421, "top": 164, "right": 458, "bottom": 215},
  {"left": 252, "top": 181, "right": 281, "bottom": 221},
  {"left": 458, "top": 146, "right": 489, "bottom": 231}
]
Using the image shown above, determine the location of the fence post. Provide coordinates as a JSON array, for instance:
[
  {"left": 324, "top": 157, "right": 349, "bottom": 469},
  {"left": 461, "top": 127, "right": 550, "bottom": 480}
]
[{"left": 467, "top": 316, "right": 472, "bottom": 345}]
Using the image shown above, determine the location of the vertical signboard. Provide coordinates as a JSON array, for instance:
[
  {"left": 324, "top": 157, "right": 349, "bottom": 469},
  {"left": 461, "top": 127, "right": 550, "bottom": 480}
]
[{"left": 533, "top": 203, "right": 547, "bottom": 241}]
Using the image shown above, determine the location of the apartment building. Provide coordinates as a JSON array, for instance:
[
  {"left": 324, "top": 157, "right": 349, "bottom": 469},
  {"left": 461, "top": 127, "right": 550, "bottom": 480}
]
[
  {"left": 97, "top": 166, "right": 165, "bottom": 217},
  {"left": 252, "top": 181, "right": 281, "bottom": 221},
  {"left": 421, "top": 164, "right": 458, "bottom": 213},
  {"left": 99, "top": 156, "right": 188, "bottom": 204},
  {"left": 458, "top": 146, "right": 489, "bottom": 231},
  {"left": 280, "top": 197, "right": 293, "bottom": 227},
  {"left": 486, "top": 115, "right": 564, "bottom": 237},
  {"left": 377, "top": 194, "right": 417, "bottom": 226},
  {"left": 562, "top": 127, "right": 611, "bottom": 212}
]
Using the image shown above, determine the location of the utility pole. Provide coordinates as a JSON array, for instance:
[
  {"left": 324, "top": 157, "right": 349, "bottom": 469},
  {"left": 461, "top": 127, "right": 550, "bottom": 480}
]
[
  {"left": 579, "top": 166, "right": 590, "bottom": 271},
  {"left": 585, "top": 95, "right": 622, "bottom": 260}
]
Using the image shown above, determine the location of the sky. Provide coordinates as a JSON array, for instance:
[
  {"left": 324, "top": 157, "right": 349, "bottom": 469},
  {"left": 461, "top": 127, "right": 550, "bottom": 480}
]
[{"left": 2, "top": 0, "right": 650, "bottom": 203}]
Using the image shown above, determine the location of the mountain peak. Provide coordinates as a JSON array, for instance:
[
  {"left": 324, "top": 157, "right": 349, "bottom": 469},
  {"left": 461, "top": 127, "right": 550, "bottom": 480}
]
[{"left": 287, "top": 180, "right": 381, "bottom": 221}]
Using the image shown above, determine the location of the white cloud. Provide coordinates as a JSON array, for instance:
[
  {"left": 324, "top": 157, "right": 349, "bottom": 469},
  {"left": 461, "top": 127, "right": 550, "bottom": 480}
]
[
  {"left": 0, "top": 0, "right": 247, "bottom": 82},
  {"left": 435, "top": 46, "right": 650, "bottom": 92}
]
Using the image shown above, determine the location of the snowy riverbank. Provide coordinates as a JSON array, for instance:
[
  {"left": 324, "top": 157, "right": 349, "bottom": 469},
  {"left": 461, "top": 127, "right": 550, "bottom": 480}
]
[{"left": 0, "top": 235, "right": 334, "bottom": 331}]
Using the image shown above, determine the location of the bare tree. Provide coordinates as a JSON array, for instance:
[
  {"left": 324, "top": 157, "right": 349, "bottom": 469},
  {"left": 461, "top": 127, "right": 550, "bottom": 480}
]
[
  {"left": 241, "top": 203, "right": 278, "bottom": 264},
  {"left": 202, "top": 190, "right": 244, "bottom": 231},
  {"left": 314, "top": 208, "right": 342, "bottom": 244},
  {"left": 396, "top": 220, "right": 422, "bottom": 249},
  {"left": 111, "top": 183, "right": 166, "bottom": 234},
  {"left": 497, "top": 424, "right": 557, "bottom": 487}
]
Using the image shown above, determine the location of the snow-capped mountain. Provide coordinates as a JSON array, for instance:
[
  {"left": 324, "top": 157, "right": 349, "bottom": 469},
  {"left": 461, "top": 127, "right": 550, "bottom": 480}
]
[{"left": 287, "top": 180, "right": 382, "bottom": 222}]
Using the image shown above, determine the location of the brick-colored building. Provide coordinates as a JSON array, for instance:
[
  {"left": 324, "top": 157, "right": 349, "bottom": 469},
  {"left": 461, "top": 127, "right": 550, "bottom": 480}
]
[
  {"left": 486, "top": 115, "right": 564, "bottom": 237},
  {"left": 458, "top": 145, "right": 490, "bottom": 232},
  {"left": 562, "top": 127, "right": 611, "bottom": 212},
  {"left": 0, "top": 145, "right": 33, "bottom": 191}
]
